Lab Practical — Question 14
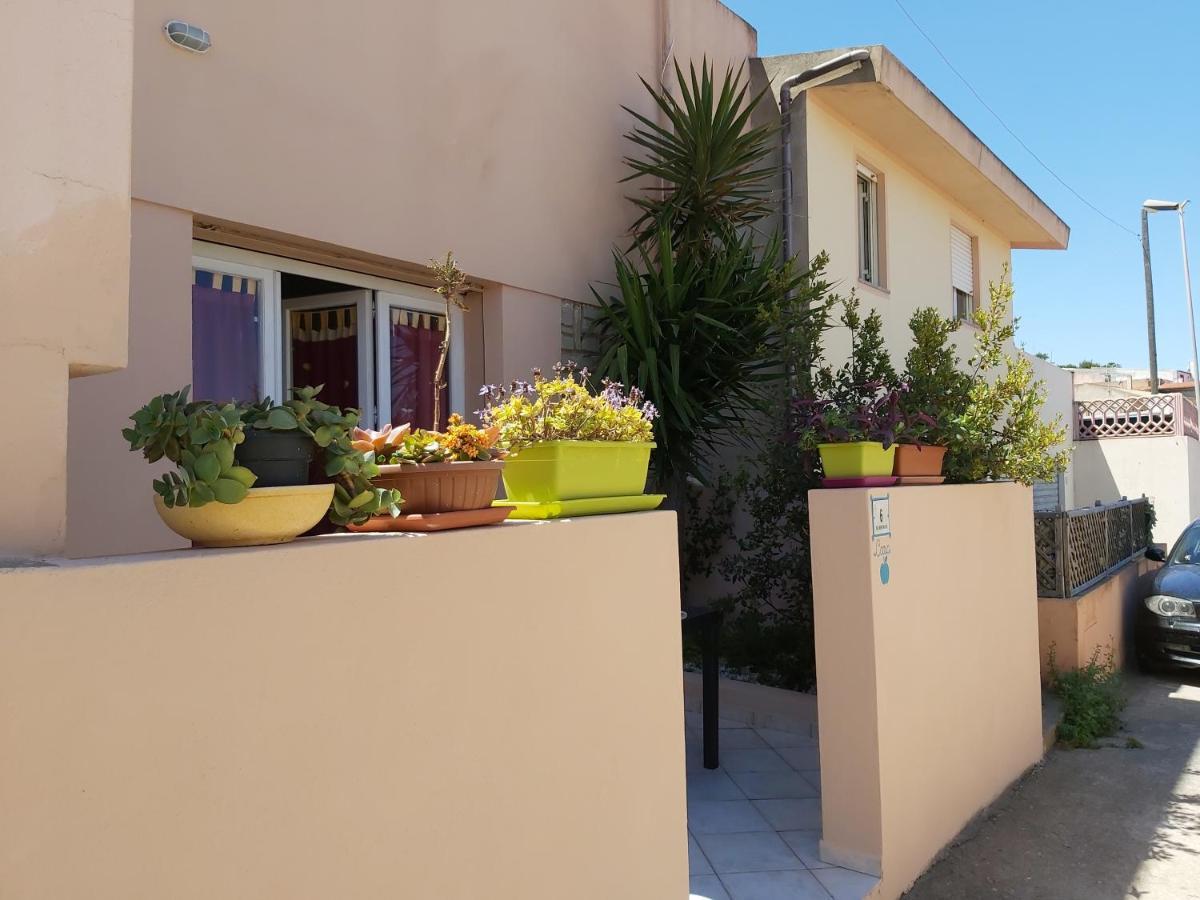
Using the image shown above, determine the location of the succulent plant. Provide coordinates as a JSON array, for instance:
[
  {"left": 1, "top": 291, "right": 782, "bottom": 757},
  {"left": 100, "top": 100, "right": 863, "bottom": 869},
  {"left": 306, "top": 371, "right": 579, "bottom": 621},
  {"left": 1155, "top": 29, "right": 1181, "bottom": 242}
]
[
  {"left": 122, "top": 387, "right": 258, "bottom": 508},
  {"left": 241, "top": 385, "right": 402, "bottom": 526}
]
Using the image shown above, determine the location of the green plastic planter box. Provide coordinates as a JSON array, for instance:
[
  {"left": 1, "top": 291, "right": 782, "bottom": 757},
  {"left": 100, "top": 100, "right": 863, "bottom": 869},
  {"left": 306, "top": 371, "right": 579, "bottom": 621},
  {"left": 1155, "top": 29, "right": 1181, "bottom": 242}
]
[
  {"left": 817, "top": 441, "right": 896, "bottom": 478},
  {"left": 501, "top": 440, "right": 655, "bottom": 501}
]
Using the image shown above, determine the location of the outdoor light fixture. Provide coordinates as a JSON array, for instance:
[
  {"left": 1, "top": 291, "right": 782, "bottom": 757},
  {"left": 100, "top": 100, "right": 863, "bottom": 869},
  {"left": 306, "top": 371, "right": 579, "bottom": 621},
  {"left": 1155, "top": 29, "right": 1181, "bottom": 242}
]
[
  {"left": 1141, "top": 198, "right": 1199, "bottom": 413},
  {"left": 164, "top": 20, "right": 211, "bottom": 53}
]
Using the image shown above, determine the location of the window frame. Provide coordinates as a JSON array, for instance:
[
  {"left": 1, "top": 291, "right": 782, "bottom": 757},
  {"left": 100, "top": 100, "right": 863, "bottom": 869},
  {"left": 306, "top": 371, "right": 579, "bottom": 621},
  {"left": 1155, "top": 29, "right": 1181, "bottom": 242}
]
[
  {"left": 191, "top": 241, "right": 465, "bottom": 428},
  {"left": 949, "top": 223, "right": 979, "bottom": 323},
  {"left": 856, "top": 162, "right": 886, "bottom": 290}
]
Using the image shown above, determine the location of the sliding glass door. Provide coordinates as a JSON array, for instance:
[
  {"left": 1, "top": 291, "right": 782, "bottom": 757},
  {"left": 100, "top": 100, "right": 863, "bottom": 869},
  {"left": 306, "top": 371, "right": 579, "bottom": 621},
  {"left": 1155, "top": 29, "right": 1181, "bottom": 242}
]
[{"left": 375, "top": 290, "right": 463, "bottom": 431}]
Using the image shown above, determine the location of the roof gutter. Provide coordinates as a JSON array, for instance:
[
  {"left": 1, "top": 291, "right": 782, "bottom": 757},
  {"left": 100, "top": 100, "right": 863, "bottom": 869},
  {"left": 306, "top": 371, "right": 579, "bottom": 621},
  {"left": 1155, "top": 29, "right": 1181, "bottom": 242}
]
[{"left": 779, "top": 49, "right": 871, "bottom": 265}]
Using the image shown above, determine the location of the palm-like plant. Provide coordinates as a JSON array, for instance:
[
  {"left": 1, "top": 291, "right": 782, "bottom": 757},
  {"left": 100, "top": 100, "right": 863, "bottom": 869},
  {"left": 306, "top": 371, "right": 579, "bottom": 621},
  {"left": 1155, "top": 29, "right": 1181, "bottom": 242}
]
[
  {"left": 621, "top": 60, "right": 776, "bottom": 253},
  {"left": 594, "top": 60, "right": 828, "bottom": 500}
]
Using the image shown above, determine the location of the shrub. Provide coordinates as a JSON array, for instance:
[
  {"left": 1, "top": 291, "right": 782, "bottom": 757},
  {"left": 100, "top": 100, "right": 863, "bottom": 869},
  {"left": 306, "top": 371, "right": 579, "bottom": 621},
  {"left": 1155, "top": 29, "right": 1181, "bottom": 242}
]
[
  {"left": 1049, "top": 645, "right": 1125, "bottom": 748},
  {"left": 899, "top": 308, "right": 971, "bottom": 448}
]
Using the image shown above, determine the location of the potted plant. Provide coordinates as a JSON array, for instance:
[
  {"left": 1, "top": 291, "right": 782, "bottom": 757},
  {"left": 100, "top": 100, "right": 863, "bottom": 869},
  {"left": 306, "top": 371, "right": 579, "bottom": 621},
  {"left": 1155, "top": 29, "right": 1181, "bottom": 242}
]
[
  {"left": 480, "top": 362, "right": 659, "bottom": 507},
  {"left": 793, "top": 382, "right": 903, "bottom": 484},
  {"left": 892, "top": 394, "right": 947, "bottom": 482},
  {"left": 122, "top": 387, "right": 334, "bottom": 547},
  {"left": 350, "top": 414, "right": 506, "bottom": 517}
]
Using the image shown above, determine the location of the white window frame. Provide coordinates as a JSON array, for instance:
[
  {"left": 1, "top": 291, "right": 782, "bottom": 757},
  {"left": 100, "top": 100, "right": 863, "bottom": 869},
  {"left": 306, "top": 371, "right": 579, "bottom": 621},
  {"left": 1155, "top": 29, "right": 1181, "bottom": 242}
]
[
  {"left": 191, "top": 241, "right": 466, "bottom": 428},
  {"left": 191, "top": 253, "right": 280, "bottom": 403},
  {"left": 856, "top": 163, "right": 884, "bottom": 288},
  {"left": 949, "top": 224, "right": 978, "bottom": 322}
]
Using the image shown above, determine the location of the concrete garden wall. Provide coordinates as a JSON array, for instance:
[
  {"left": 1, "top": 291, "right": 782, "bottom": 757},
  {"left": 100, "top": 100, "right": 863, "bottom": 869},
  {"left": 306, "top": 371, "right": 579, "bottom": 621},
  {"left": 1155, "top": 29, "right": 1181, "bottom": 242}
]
[
  {"left": 1037, "top": 556, "right": 1157, "bottom": 680},
  {"left": 0, "top": 513, "right": 687, "bottom": 900},
  {"left": 809, "top": 482, "right": 1043, "bottom": 898}
]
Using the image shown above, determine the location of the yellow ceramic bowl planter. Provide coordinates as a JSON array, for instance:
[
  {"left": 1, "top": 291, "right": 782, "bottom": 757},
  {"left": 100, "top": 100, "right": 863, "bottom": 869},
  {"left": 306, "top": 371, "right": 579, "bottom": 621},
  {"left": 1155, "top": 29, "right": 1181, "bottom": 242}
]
[
  {"left": 154, "top": 484, "right": 335, "bottom": 548},
  {"left": 817, "top": 441, "right": 897, "bottom": 479}
]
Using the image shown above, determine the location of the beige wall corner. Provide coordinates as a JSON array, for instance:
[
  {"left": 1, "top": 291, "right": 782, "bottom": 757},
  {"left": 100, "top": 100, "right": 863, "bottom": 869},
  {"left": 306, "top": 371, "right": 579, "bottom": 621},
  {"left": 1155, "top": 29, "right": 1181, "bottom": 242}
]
[
  {"left": 1, "top": 0, "right": 134, "bottom": 557},
  {"left": 811, "top": 483, "right": 1043, "bottom": 898},
  {"left": 1, "top": 0, "right": 132, "bottom": 373},
  {"left": 0, "top": 513, "right": 687, "bottom": 900},
  {"left": 67, "top": 202, "right": 194, "bottom": 559}
]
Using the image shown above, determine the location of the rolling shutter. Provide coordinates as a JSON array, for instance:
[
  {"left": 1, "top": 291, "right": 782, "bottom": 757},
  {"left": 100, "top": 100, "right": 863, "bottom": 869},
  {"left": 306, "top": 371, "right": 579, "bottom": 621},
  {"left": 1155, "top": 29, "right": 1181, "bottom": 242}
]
[{"left": 950, "top": 226, "right": 974, "bottom": 295}]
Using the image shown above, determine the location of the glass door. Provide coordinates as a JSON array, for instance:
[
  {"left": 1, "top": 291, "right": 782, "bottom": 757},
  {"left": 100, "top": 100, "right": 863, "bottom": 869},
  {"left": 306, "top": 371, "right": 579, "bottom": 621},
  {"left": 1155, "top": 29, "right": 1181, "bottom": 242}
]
[
  {"left": 282, "top": 290, "right": 374, "bottom": 423},
  {"left": 375, "top": 290, "right": 464, "bottom": 431}
]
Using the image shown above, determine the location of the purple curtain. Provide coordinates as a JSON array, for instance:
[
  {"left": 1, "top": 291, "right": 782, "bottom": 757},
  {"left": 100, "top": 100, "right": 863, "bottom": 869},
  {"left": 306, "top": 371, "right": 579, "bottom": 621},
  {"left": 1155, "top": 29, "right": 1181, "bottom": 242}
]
[
  {"left": 290, "top": 307, "right": 359, "bottom": 411},
  {"left": 390, "top": 313, "right": 448, "bottom": 430},
  {"left": 192, "top": 274, "right": 260, "bottom": 403}
]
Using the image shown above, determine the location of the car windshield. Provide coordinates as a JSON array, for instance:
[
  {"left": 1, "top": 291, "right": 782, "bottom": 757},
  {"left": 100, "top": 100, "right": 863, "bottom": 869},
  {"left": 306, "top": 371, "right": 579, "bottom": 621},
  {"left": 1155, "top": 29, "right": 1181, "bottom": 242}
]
[{"left": 1169, "top": 523, "right": 1200, "bottom": 565}]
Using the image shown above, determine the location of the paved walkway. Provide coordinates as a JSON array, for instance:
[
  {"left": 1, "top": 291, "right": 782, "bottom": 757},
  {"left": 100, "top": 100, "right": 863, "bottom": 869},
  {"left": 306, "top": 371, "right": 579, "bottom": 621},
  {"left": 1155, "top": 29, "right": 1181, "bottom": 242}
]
[
  {"left": 685, "top": 713, "right": 878, "bottom": 900},
  {"left": 905, "top": 672, "right": 1200, "bottom": 899}
]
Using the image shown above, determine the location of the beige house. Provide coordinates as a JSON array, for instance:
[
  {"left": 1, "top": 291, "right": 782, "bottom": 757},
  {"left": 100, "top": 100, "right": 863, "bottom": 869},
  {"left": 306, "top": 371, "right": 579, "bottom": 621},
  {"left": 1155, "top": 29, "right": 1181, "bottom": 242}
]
[{"left": 758, "top": 47, "right": 1076, "bottom": 508}]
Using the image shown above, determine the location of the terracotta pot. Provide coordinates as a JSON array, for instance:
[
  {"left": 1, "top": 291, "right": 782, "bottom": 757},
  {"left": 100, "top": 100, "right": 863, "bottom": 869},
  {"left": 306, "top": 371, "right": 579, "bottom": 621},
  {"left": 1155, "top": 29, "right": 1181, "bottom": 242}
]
[
  {"left": 892, "top": 444, "right": 947, "bottom": 477},
  {"left": 371, "top": 460, "right": 504, "bottom": 514}
]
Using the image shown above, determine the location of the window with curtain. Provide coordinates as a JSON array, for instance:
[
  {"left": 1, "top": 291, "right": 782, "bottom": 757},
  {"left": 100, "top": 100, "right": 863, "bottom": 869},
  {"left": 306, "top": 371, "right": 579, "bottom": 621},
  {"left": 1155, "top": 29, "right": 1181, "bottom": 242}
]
[
  {"left": 289, "top": 306, "right": 359, "bottom": 411},
  {"left": 389, "top": 308, "right": 448, "bottom": 430},
  {"left": 950, "top": 225, "right": 976, "bottom": 322},
  {"left": 192, "top": 268, "right": 261, "bottom": 403}
]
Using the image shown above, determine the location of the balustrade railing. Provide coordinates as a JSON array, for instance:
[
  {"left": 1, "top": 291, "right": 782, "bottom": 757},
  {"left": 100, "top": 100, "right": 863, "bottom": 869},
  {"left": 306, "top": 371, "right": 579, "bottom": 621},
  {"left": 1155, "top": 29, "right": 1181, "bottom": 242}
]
[
  {"left": 1075, "top": 394, "right": 1199, "bottom": 441},
  {"left": 1034, "top": 498, "right": 1152, "bottom": 598}
]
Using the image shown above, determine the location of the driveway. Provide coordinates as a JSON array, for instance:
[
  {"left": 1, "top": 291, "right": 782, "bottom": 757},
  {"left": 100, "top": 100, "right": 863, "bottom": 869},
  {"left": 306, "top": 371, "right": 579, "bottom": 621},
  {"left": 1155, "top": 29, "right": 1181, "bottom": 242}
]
[{"left": 905, "top": 672, "right": 1200, "bottom": 900}]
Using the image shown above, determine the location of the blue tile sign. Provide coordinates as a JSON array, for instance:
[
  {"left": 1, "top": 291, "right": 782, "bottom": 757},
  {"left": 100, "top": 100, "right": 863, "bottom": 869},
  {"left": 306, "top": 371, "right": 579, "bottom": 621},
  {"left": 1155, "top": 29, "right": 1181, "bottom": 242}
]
[{"left": 871, "top": 494, "right": 892, "bottom": 585}]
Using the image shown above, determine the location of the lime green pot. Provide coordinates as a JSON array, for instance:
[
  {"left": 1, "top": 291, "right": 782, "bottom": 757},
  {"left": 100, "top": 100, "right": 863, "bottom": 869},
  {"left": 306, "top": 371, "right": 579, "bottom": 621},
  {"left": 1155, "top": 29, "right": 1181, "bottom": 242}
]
[
  {"left": 817, "top": 441, "right": 896, "bottom": 478},
  {"left": 501, "top": 440, "right": 655, "bottom": 501}
]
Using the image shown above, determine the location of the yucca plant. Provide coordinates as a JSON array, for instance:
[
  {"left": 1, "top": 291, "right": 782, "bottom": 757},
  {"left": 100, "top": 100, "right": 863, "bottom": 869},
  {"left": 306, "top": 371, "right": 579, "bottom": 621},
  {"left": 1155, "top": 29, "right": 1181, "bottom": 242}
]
[
  {"left": 622, "top": 60, "right": 776, "bottom": 253},
  {"left": 594, "top": 59, "right": 830, "bottom": 501}
]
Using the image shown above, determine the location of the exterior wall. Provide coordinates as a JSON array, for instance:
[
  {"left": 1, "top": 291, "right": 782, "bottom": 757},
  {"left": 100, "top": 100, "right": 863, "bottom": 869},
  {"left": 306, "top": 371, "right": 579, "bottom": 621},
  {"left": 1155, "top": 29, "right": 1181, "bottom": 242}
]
[
  {"left": 0, "top": 514, "right": 686, "bottom": 900},
  {"left": 810, "top": 483, "right": 1042, "bottom": 898},
  {"left": 1037, "top": 557, "right": 1157, "bottom": 681},
  {"left": 130, "top": 0, "right": 754, "bottom": 305},
  {"left": 0, "top": 0, "right": 133, "bottom": 556},
  {"left": 481, "top": 285, "right": 565, "bottom": 388},
  {"left": 1074, "top": 437, "right": 1200, "bottom": 546},
  {"left": 804, "top": 95, "right": 1012, "bottom": 366},
  {"left": 68, "top": 201, "right": 194, "bottom": 558}
]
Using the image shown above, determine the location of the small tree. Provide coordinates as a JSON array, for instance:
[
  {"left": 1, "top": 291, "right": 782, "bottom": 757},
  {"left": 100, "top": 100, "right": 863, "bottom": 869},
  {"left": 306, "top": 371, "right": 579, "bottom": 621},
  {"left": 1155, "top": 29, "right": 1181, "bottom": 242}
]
[
  {"left": 428, "top": 252, "right": 468, "bottom": 432},
  {"left": 899, "top": 307, "right": 971, "bottom": 449},
  {"left": 948, "top": 274, "right": 1071, "bottom": 484}
]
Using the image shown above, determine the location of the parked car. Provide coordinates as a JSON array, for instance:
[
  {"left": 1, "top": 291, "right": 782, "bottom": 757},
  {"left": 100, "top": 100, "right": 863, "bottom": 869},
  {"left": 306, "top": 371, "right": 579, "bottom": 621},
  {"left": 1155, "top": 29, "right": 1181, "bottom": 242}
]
[{"left": 1135, "top": 520, "right": 1200, "bottom": 670}]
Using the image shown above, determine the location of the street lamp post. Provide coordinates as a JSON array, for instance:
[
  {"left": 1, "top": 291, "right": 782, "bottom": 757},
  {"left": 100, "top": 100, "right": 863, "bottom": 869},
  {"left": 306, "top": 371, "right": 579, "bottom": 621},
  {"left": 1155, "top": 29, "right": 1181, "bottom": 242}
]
[
  {"left": 1144, "top": 199, "right": 1200, "bottom": 415},
  {"left": 1141, "top": 207, "right": 1160, "bottom": 393}
]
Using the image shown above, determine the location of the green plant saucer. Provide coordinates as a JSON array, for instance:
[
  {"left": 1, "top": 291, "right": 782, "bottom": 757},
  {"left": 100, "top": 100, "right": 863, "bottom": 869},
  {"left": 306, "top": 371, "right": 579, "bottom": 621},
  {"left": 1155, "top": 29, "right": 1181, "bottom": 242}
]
[{"left": 492, "top": 494, "right": 666, "bottom": 520}]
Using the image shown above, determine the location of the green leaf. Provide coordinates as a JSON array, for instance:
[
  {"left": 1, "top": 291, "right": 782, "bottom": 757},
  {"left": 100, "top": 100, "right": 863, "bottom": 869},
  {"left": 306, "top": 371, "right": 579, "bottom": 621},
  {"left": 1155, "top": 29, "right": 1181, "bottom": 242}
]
[
  {"left": 348, "top": 490, "right": 374, "bottom": 509},
  {"left": 313, "top": 424, "right": 334, "bottom": 447},
  {"left": 225, "top": 465, "right": 257, "bottom": 488},
  {"left": 193, "top": 451, "right": 221, "bottom": 485},
  {"left": 211, "top": 477, "right": 249, "bottom": 504},
  {"left": 266, "top": 407, "right": 299, "bottom": 430}
]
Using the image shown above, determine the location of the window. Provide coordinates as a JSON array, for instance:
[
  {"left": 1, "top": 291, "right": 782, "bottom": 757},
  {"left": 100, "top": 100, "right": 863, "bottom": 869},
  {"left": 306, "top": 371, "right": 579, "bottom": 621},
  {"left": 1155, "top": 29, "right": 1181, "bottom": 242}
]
[
  {"left": 857, "top": 164, "right": 883, "bottom": 287},
  {"left": 192, "top": 243, "right": 464, "bottom": 429},
  {"left": 950, "top": 225, "right": 976, "bottom": 321}
]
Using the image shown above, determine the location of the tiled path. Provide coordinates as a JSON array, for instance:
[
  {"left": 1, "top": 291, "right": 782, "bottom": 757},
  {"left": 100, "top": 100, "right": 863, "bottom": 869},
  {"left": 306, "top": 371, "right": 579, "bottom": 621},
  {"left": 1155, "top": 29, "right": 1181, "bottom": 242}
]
[{"left": 685, "top": 713, "right": 879, "bottom": 900}]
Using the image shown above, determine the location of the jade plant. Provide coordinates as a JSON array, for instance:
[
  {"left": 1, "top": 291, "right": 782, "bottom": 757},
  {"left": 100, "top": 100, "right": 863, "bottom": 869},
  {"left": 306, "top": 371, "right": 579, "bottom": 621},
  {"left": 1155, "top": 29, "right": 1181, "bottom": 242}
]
[
  {"left": 122, "top": 387, "right": 257, "bottom": 508},
  {"left": 240, "top": 385, "right": 402, "bottom": 526},
  {"left": 124, "top": 385, "right": 402, "bottom": 526}
]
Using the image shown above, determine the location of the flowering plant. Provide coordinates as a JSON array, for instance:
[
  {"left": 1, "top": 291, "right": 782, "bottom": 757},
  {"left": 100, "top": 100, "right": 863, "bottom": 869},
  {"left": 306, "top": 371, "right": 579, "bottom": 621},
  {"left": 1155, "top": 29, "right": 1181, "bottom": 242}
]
[
  {"left": 351, "top": 415, "right": 504, "bottom": 465},
  {"left": 479, "top": 361, "right": 657, "bottom": 449}
]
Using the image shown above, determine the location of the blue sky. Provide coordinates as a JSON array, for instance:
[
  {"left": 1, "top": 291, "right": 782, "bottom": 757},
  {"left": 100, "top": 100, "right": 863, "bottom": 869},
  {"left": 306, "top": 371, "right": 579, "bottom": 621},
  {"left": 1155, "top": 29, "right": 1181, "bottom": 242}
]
[{"left": 724, "top": 0, "right": 1200, "bottom": 371}]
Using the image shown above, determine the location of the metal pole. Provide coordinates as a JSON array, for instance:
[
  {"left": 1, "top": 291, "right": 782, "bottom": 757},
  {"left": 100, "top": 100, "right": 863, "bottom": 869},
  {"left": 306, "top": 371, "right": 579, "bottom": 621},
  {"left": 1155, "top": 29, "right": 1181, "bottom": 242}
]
[
  {"left": 1142, "top": 207, "right": 1160, "bottom": 393},
  {"left": 1177, "top": 203, "right": 1200, "bottom": 416}
]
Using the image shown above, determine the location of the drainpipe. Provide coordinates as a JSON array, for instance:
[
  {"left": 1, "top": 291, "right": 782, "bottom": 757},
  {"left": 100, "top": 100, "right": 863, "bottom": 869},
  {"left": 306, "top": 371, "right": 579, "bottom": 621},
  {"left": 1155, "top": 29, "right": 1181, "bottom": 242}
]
[{"left": 779, "top": 49, "right": 871, "bottom": 266}]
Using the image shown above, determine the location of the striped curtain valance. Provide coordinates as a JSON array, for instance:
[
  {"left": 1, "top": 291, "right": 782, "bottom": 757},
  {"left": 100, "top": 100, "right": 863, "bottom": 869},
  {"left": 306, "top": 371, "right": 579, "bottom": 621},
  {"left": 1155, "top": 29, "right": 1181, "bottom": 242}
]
[
  {"left": 290, "top": 306, "right": 357, "bottom": 343},
  {"left": 391, "top": 308, "right": 445, "bottom": 331},
  {"left": 194, "top": 268, "right": 258, "bottom": 295}
]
